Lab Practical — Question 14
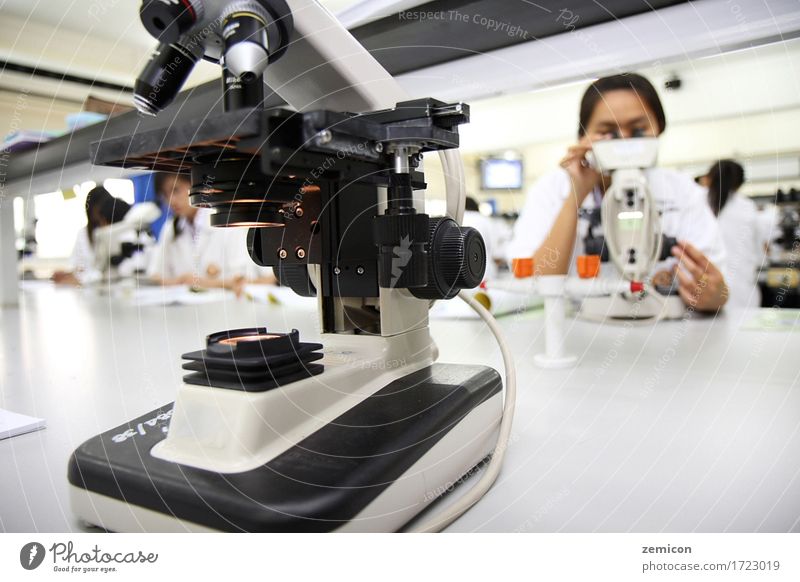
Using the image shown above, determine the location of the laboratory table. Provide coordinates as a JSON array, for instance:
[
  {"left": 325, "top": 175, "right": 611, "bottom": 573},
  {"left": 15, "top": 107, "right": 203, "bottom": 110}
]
[{"left": 1, "top": 284, "right": 798, "bottom": 533}]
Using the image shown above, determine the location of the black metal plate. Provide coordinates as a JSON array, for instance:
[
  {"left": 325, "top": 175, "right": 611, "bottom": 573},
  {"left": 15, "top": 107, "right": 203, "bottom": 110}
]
[{"left": 183, "top": 363, "right": 325, "bottom": 391}]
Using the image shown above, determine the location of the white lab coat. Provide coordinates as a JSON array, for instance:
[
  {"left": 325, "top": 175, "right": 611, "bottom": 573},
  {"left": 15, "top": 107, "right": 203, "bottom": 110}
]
[
  {"left": 147, "top": 208, "right": 252, "bottom": 281},
  {"left": 507, "top": 168, "right": 726, "bottom": 279},
  {"left": 718, "top": 194, "right": 771, "bottom": 309},
  {"left": 69, "top": 227, "right": 101, "bottom": 285}
]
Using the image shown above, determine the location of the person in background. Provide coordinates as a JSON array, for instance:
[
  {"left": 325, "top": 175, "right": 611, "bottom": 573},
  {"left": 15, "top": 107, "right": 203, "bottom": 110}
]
[
  {"left": 507, "top": 73, "right": 728, "bottom": 312},
  {"left": 147, "top": 172, "right": 271, "bottom": 293},
  {"left": 704, "top": 160, "right": 770, "bottom": 309},
  {"left": 52, "top": 186, "right": 130, "bottom": 286}
]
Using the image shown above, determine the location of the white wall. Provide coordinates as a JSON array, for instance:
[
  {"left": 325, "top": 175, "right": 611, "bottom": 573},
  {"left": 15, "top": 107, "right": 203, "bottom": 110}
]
[
  {"left": 0, "top": 89, "right": 85, "bottom": 138},
  {"left": 456, "top": 39, "right": 800, "bottom": 212}
]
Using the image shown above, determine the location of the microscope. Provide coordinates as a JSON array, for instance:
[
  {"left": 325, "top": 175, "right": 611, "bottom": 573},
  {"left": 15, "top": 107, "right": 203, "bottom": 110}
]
[
  {"left": 489, "top": 138, "right": 683, "bottom": 368},
  {"left": 68, "top": 0, "right": 510, "bottom": 532},
  {"left": 579, "top": 137, "right": 684, "bottom": 321},
  {"left": 92, "top": 202, "right": 161, "bottom": 279}
]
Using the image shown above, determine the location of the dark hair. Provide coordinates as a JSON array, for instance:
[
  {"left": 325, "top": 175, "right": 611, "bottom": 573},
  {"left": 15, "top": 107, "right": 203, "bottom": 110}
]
[
  {"left": 465, "top": 196, "right": 480, "bottom": 212},
  {"left": 153, "top": 172, "right": 191, "bottom": 239},
  {"left": 85, "top": 186, "right": 130, "bottom": 243},
  {"left": 707, "top": 159, "right": 745, "bottom": 216},
  {"left": 578, "top": 73, "right": 667, "bottom": 137}
]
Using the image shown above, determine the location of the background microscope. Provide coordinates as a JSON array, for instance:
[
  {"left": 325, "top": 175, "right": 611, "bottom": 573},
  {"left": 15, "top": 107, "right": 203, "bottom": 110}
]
[
  {"left": 578, "top": 136, "right": 684, "bottom": 321},
  {"left": 92, "top": 202, "right": 161, "bottom": 279}
]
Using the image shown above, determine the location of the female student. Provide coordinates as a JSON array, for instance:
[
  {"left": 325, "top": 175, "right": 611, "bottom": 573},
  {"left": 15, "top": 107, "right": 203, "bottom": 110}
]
[
  {"left": 704, "top": 160, "right": 770, "bottom": 309},
  {"left": 147, "top": 172, "right": 267, "bottom": 292},
  {"left": 53, "top": 186, "right": 130, "bottom": 286},
  {"left": 507, "top": 73, "right": 728, "bottom": 312}
]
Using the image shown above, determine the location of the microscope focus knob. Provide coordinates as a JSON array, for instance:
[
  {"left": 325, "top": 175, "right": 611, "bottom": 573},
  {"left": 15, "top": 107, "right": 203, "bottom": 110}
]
[
  {"left": 411, "top": 217, "right": 486, "bottom": 300},
  {"left": 659, "top": 235, "right": 679, "bottom": 261}
]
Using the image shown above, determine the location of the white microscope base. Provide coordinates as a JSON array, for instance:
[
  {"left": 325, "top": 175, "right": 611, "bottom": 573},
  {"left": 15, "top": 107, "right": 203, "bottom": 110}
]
[
  {"left": 68, "top": 393, "right": 500, "bottom": 533},
  {"left": 68, "top": 364, "right": 502, "bottom": 532},
  {"left": 579, "top": 293, "right": 685, "bottom": 322},
  {"left": 151, "top": 329, "right": 438, "bottom": 474}
]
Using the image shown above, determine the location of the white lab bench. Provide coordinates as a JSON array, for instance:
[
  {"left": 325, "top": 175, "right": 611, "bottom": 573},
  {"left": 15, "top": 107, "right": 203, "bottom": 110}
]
[{"left": 1, "top": 283, "right": 798, "bottom": 532}]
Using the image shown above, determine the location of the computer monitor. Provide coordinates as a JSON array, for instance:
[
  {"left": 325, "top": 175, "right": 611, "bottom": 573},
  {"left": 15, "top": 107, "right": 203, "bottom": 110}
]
[{"left": 481, "top": 158, "right": 523, "bottom": 190}]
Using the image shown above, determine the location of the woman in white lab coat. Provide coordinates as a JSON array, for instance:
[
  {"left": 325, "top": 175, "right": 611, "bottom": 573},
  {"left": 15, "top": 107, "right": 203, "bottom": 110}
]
[
  {"left": 704, "top": 160, "right": 769, "bottom": 309},
  {"left": 147, "top": 173, "right": 255, "bottom": 292},
  {"left": 507, "top": 73, "right": 728, "bottom": 312},
  {"left": 52, "top": 186, "right": 131, "bottom": 286}
]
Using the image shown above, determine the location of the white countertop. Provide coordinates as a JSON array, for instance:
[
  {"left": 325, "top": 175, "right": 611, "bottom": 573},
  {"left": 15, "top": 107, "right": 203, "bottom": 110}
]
[{"left": 1, "top": 283, "right": 798, "bottom": 532}]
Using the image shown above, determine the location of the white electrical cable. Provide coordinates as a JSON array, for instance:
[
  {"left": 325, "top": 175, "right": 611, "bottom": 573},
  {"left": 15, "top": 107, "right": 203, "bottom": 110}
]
[
  {"left": 440, "top": 149, "right": 466, "bottom": 223},
  {"left": 410, "top": 146, "right": 507, "bottom": 531},
  {"left": 439, "top": 150, "right": 455, "bottom": 219},
  {"left": 453, "top": 150, "right": 466, "bottom": 223},
  {"left": 409, "top": 290, "right": 517, "bottom": 533}
]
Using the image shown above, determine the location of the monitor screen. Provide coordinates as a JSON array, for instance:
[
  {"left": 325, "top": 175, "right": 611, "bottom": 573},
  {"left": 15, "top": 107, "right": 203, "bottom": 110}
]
[{"left": 481, "top": 158, "right": 523, "bottom": 190}]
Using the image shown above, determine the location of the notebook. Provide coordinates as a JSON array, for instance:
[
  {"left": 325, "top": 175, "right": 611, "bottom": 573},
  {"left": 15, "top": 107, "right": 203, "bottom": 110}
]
[{"left": 0, "top": 409, "right": 46, "bottom": 440}]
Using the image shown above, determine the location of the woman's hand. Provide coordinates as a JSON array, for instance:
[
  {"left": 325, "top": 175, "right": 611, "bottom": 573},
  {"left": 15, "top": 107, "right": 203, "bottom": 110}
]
[
  {"left": 52, "top": 271, "right": 81, "bottom": 286},
  {"left": 223, "top": 275, "right": 246, "bottom": 298},
  {"left": 158, "top": 273, "right": 246, "bottom": 297},
  {"left": 159, "top": 274, "right": 195, "bottom": 286},
  {"left": 559, "top": 135, "right": 602, "bottom": 202},
  {"left": 671, "top": 241, "right": 728, "bottom": 312}
]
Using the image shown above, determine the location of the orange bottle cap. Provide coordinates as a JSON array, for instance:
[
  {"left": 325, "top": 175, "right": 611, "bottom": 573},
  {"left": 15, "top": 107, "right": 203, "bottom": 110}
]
[
  {"left": 511, "top": 257, "right": 534, "bottom": 278},
  {"left": 576, "top": 255, "right": 601, "bottom": 279}
]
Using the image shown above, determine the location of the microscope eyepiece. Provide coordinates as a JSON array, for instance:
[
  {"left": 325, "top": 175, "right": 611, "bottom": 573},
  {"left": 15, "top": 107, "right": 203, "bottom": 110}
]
[{"left": 133, "top": 40, "right": 200, "bottom": 116}]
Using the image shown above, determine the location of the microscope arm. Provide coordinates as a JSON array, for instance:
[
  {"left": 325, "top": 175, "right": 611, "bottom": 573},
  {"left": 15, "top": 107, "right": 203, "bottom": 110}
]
[{"left": 267, "top": 1, "right": 466, "bottom": 223}]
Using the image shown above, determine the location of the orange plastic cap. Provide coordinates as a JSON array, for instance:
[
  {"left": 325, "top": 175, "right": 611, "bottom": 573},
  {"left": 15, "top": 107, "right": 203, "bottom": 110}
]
[
  {"left": 511, "top": 257, "right": 534, "bottom": 278},
  {"left": 576, "top": 255, "right": 601, "bottom": 279}
]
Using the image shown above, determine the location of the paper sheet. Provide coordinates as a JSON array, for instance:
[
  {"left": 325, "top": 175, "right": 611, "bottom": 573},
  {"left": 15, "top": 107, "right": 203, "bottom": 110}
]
[
  {"left": 118, "top": 286, "right": 233, "bottom": 307},
  {"left": 741, "top": 309, "right": 800, "bottom": 331},
  {"left": 0, "top": 409, "right": 46, "bottom": 440},
  {"left": 430, "top": 288, "right": 542, "bottom": 319}
]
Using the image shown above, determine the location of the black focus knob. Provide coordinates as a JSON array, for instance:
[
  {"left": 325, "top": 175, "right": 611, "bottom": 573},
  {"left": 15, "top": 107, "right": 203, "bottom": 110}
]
[
  {"left": 659, "top": 235, "right": 679, "bottom": 261},
  {"left": 584, "top": 234, "right": 609, "bottom": 262},
  {"left": 140, "top": 0, "right": 203, "bottom": 44},
  {"left": 411, "top": 217, "right": 486, "bottom": 300}
]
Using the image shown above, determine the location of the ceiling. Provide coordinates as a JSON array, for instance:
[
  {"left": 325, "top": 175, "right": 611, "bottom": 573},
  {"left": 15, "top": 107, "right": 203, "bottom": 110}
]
[
  {"left": 0, "top": 0, "right": 366, "bottom": 96},
  {"left": 0, "top": 0, "right": 361, "bottom": 51},
  {"left": 4, "top": 0, "right": 800, "bottom": 196}
]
